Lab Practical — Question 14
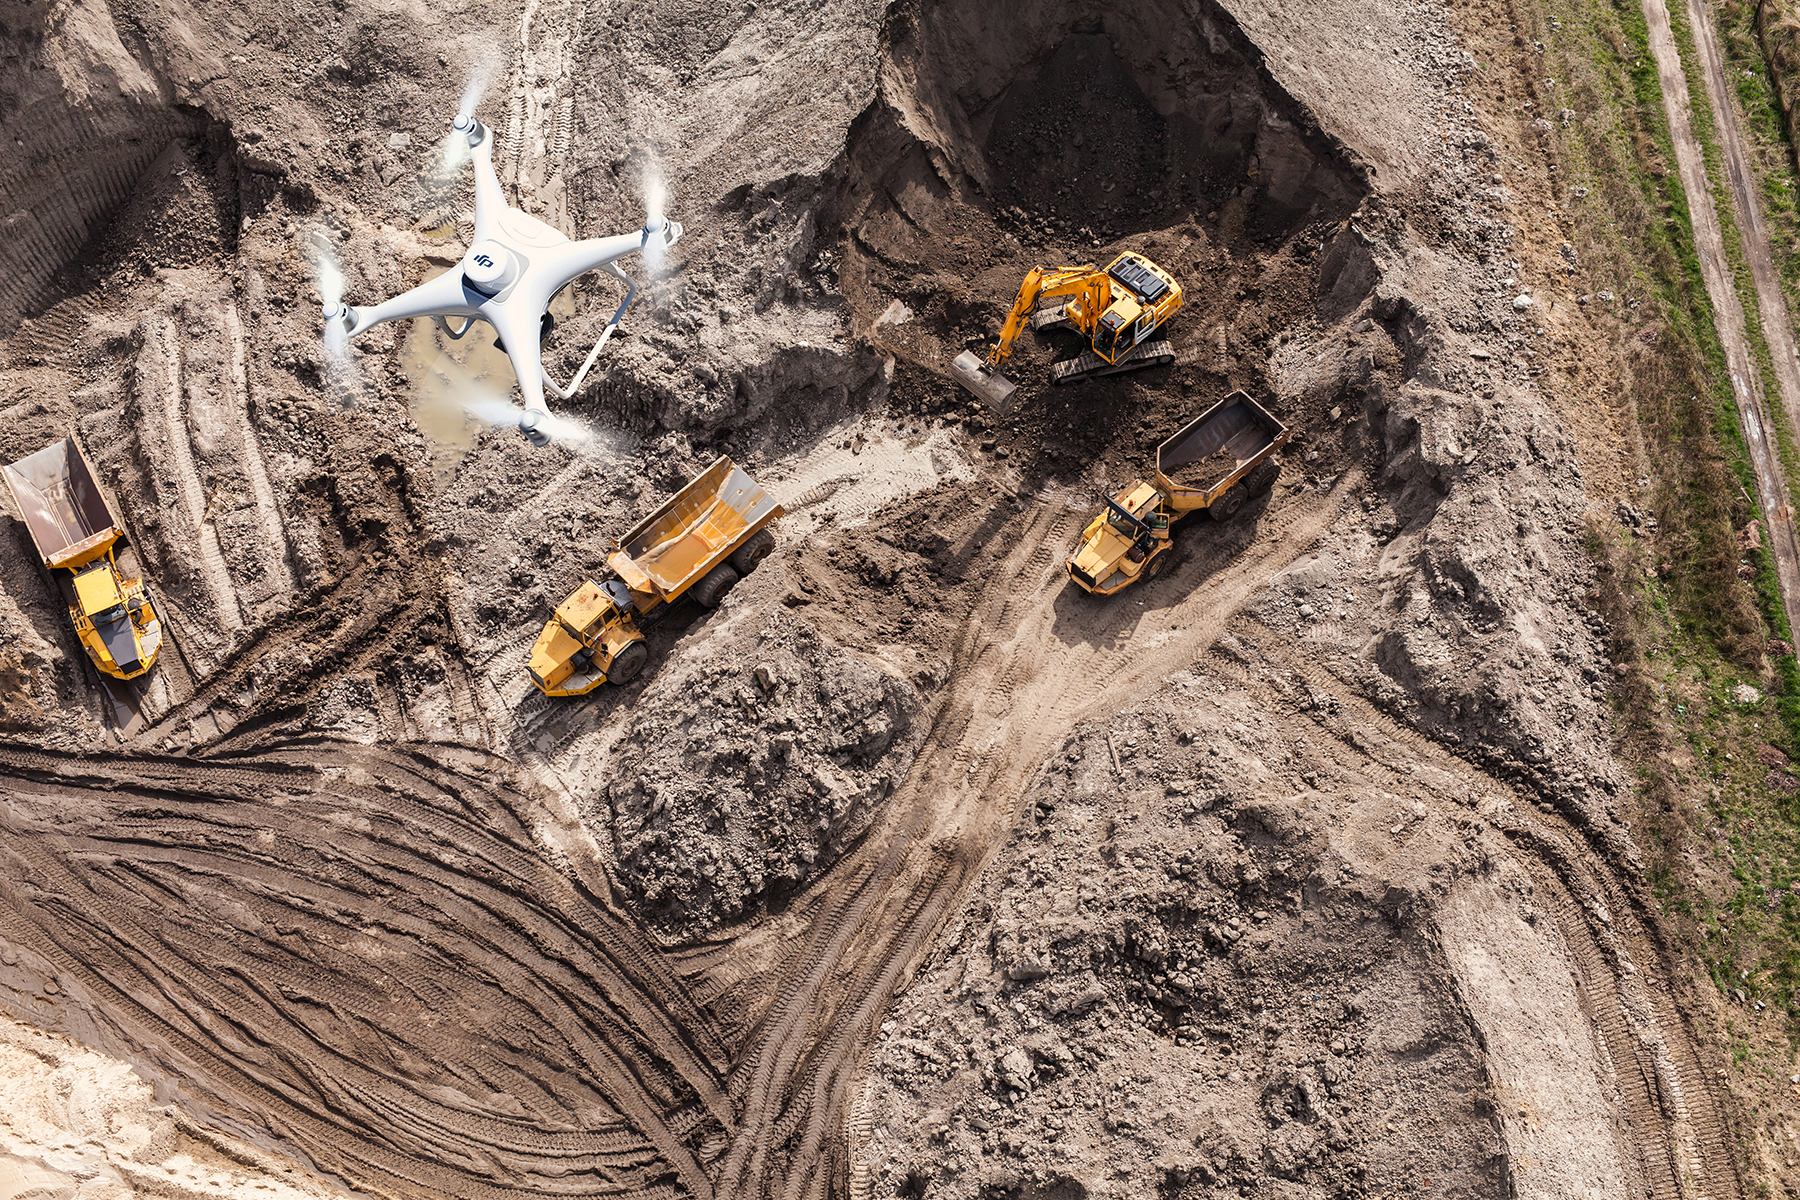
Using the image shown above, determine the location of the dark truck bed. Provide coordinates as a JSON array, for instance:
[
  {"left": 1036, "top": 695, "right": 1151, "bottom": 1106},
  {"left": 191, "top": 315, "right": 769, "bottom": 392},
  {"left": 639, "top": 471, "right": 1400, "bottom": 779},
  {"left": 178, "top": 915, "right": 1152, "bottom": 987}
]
[
  {"left": 1155, "top": 390, "right": 1290, "bottom": 512},
  {"left": 2, "top": 436, "right": 123, "bottom": 569}
]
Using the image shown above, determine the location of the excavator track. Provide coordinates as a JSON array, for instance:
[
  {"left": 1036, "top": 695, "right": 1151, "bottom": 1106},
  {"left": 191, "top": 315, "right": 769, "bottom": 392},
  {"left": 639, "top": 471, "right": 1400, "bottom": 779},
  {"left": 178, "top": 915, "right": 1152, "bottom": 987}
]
[{"left": 1050, "top": 339, "right": 1175, "bottom": 384}]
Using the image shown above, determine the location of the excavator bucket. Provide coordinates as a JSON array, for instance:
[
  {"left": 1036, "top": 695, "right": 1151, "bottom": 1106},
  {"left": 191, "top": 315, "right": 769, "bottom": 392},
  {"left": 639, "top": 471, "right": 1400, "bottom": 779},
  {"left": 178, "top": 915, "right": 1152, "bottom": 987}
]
[{"left": 951, "top": 351, "right": 1018, "bottom": 415}]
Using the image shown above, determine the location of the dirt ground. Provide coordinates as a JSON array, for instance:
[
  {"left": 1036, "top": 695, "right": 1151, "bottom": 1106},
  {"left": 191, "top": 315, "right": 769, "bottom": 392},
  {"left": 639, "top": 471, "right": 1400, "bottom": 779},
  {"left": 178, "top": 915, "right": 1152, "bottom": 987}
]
[{"left": 0, "top": 0, "right": 1769, "bottom": 1197}]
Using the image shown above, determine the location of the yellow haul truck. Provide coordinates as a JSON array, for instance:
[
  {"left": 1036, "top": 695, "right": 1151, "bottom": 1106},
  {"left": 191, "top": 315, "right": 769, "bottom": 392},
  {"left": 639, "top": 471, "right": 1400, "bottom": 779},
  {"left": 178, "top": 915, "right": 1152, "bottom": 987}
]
[
  {"left": 2, "top": 436, "right": 162, "bottom": 680},
  {"left": 529, "top": 455, "right": 783, "bottom": 696},
  {"left": 1068, "top": 390, "right": 1289, "bottom": 596}
]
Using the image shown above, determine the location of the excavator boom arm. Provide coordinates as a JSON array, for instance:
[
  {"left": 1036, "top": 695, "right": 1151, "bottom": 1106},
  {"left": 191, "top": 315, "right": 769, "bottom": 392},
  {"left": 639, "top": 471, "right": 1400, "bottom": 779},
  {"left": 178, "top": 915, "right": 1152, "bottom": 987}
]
[{"left": 986, "top": 264, "right": 1107, "bottom": 368}]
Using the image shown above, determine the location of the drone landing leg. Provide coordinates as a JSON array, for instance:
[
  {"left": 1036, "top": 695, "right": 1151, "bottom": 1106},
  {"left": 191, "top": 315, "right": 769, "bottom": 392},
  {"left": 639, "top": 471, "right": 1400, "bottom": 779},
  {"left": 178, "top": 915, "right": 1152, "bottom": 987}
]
[
  {"left": 544, "top": 262, "right": 638, "bottom": 402},
  {"left": 433, "top": 316, "right": 479, "bottom": 340}
]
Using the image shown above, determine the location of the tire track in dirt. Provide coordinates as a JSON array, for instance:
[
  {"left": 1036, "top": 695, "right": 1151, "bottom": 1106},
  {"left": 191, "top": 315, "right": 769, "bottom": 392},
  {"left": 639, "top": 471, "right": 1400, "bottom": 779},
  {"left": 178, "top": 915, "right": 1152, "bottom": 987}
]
[
  {"left": 0, "top": 103, "right": 188, "bottom": 329},
  {"left": 504, "top": 0, "right": 588, "bottom": 231},
  {"left": 714, "top": 476, "right": 1354, "bottom": 1198},
  {"left": 1521, "top": 825, "right": 1738, "bottom": 1200},
  {"left": 129, "top": 580, "right": 442, "bottom": 752},
  {"left": 224, "top": 299, "right": 297, "bottom": 606},
  {"left": 3, "top": 294, "right": 97, "bottom": 367},
  {"left": 1231, "top": 622, "right": 1743, "bottom": 1200},
  {"left": 1639, "top": 0, "right": 1800, "bottom": 640},
  {"left": 158, "top": 313, "right": 245, "bottom": 634},
  {"left": 0, "top": 743, "right": 733, "bottom": 1200}
]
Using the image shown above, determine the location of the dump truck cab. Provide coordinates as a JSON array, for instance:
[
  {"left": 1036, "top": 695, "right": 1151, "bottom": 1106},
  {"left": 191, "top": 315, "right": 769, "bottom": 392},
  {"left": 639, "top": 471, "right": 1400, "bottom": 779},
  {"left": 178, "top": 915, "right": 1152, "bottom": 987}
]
[
  {"left": 70, "top": 557, "right": 149, "bottom": 677},
  {"left": 1067, "top": 481, "right": 1172, "bottom": 595},
  {"left": 528, "top": 579, "right": 645, "bottom": 694}
]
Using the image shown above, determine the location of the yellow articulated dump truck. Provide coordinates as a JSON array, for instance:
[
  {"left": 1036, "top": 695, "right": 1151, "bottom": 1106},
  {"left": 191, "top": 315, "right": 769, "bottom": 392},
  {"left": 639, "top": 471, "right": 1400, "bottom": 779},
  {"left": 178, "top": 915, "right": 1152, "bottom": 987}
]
[
  {"left": 1068, "top": 390, "right": 1289, "bottom": 596},
  {"left": 529, "top": 455, "right": 783, "bottom": 696},
  {"left": 3, "top": 436, "right": 162, "bottom": 680}
]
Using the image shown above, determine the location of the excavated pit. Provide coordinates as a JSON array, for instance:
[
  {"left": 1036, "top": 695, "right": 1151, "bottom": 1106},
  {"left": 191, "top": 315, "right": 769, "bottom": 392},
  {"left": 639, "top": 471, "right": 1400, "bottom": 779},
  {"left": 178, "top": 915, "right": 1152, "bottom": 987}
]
[
  {"left": 0, "top": 5, "right": 191, "bottom": 330},
  {"left": 976, "top": 23, "right": 1364, "bottom": 243},
  {"left": 845, "top": 0, "right": 1366, "bottom": 246},
  {"left": 0, "top": 2, "right": 1753, "bottom": 1200},
  {"left": 834, "top": 0, "right": 1372, "bottom": 505}
]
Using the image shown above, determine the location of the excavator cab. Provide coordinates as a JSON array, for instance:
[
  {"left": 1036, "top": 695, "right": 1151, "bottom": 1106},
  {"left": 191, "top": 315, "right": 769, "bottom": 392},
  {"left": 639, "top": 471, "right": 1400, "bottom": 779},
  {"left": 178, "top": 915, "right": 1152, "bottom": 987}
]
[{"left": 1094, "top": 309, "right": 1130, "bottom": 362}]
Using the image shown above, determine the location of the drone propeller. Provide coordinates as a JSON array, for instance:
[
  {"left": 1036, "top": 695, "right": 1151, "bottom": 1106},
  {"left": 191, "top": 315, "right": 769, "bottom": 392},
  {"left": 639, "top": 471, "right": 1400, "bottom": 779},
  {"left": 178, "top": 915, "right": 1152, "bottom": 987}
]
[
  {"left": 459, "top": 57, "right": 496, "bottom": 126},
  {"left": 415, "top": 344, "right": 598, "bottom": 450},
  {"left": 642, "top": 175, "right": 669, "bottom": 278},
  {"left": 441, "top": 55, "right": 500, "bottom": 172},
  {"left": 464, "top": 385, "right": 596, "bottom": 447},
  {"left": 307, "top": 229, "right": 366, "bottom": 406},
  {"left": 310, "top": 230, "right": 353, "bottom": 360}
]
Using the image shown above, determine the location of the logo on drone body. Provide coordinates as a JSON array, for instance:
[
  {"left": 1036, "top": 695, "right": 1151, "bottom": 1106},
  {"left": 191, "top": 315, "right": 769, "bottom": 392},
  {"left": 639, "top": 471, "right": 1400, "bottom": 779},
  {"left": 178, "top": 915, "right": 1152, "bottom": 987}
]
[{"left": 473, "top": 253, "right": 496, "bottom": 267}]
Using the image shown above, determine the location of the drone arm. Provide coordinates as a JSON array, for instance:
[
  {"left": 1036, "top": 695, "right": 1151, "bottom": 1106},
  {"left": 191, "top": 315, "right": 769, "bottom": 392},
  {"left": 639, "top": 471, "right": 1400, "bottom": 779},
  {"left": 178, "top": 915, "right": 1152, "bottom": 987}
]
[
  {"left": 545, "top": 261, "right": 637, "bottom": 401},
  {"left": 346, "top": 270, "right": 480, "bottom": 336},
  {"left": 469, "top": 126, "right": 506, "bottom": 245},
  {"left": 553, "top": 231, "right": 651, "bottom": 278},
  {"left": 488, "top": 304, "right": 549, "bottom": 416}
]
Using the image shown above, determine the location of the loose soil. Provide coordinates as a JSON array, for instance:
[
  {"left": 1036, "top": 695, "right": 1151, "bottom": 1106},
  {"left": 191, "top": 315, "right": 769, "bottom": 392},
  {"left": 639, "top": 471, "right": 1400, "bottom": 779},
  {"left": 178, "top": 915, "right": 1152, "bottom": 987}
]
[
  {"left": 1166, "top": 448, "right": 1244, "bottom": 492},
  {"left": 0, "top": 0, "right": 1771, "bottom": 1197}
]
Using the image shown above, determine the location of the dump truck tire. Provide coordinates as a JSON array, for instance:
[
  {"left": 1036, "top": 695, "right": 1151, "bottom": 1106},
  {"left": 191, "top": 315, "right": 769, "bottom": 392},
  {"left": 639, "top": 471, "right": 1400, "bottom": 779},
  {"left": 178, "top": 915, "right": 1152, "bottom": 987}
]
[
  {"left": 606, "top": 640, "right": 649, "bottom": 684},
  {"left": 1244, "top": 458, "right": 1280, "bottom": 495},
  {"left": 692, "top": 563, "right": 740, "bottom": 608},
  {"left": 1208, "top": 485, "right": 1246, "bottom": 522},
  {"left": 730, "top": 528, "right": 776, "bottom": 575}
]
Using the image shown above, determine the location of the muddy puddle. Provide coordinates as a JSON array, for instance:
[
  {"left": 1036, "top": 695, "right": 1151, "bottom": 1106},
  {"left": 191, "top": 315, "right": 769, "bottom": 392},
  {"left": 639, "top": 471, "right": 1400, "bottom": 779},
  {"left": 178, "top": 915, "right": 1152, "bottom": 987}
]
[{"left": 399, "top": 268, "right": 579, "bottom": 482}]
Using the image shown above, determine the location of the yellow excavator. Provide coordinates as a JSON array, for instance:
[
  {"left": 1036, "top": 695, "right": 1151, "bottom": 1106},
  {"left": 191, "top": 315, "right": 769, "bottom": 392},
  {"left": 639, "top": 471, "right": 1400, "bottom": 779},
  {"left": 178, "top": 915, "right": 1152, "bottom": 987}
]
[{"left": 951, "top": 251, "right": 1182, "bottom": 415}]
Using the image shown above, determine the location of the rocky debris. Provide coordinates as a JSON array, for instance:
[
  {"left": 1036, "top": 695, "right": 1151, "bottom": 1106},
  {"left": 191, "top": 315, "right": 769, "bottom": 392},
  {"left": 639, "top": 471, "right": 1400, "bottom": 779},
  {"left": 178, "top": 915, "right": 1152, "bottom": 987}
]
[
  {"left": 1229, "top": 0, "right": 1636, "bottom": 848},
  {"left": 602, "top": 606, "right": 935, "bottom": 935},
  {"left": 857, "top": 689, "right": 1516, "bottom": 1200},
  {"left": 1617, "top": 500, "right": 1659, "bottom": 537},
  {"left": 1251, "top": 318, "right": 1630, "bottom": 846},
  {"left": 0, "top": 0, "right": 1732, "bottom": 1192}
]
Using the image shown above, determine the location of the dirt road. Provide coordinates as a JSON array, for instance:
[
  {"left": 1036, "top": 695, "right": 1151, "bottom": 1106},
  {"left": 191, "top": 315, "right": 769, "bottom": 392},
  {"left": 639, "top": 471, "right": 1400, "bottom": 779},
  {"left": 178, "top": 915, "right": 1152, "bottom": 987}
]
[
  {"left": 1682, "top": 0, "right": 1800, "bottom": 451},
  {"left": 0, "top": 0, "right": 1772, "bottom": 1195},
  {"left": 1641, "top": 0, "right": 1800, "bottom": 638},
  {"left": 706, "top": 476, "right": 1354, "bottom": 1197}
]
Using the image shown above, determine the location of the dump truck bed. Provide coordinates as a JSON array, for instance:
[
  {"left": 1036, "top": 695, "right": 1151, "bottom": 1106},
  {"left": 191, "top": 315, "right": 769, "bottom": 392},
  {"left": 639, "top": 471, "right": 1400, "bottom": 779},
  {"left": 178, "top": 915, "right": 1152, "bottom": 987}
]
[
  {"left": 2, "top": 437, "right": 123, "bottom": 569},
  {"left": 1155, "top": 390, "right": 1289, "bottom": 511},
  {"left": 608, "top": 455, "right": 783, "bottom": 600}
]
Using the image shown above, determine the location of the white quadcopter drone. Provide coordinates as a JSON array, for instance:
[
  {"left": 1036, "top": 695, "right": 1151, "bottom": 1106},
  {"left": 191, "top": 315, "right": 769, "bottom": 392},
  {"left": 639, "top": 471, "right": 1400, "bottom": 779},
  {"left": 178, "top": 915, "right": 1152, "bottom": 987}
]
[{"left": 320, "top": 114, "right": 681, "bottom": 446}]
